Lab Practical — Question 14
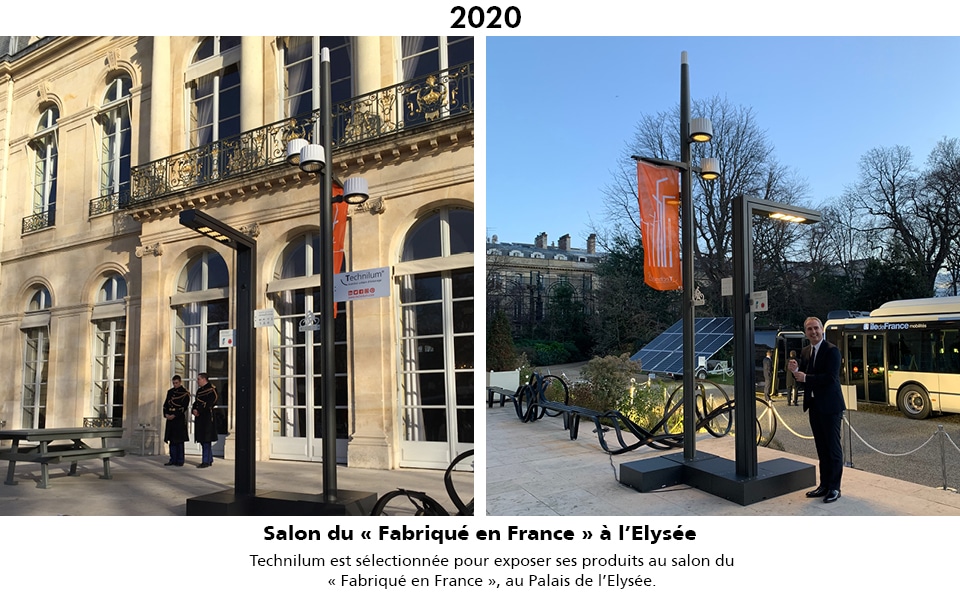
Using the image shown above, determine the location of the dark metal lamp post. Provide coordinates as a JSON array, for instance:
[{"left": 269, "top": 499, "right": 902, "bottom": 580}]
[
  {"left": 620, "top": 54, "right": 820, "bottom": 505},
  {"left": 631, "top": 51, "right": 717, "bottom": 460},
  {"left": 285, "top": 47, "right": 374, "bottom": 512}
]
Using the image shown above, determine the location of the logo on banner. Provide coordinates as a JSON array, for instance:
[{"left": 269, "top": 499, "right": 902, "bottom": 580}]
[{"left": 637, "top": 161, "right": 681, "bottom": 291}]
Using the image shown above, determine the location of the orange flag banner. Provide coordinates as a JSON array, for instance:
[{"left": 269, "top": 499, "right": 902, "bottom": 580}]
[
  {"left": 636, "top": 161, "right": 682, "bottom": 291},
  {"left": 332, "top": 192, "right": 348, "bottom": 318},
  {"left": 332, "top": 200, "right": 348, "bottom": 276}
]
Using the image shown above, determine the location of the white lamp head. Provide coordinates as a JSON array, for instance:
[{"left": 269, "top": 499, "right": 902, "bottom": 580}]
[
  {"left": 286, "top": 138, "right": 309, "bottom": 166},
  {"left": 690, "top": 117, "right": 713, "bottom": 143},
  {"left": 298, "top": 143, "right": 325, "bottom": 174},
  {"left": 699, "top": 157, "right": 720, "bottom": 180},
  {"left": 343, "top": 177, "right": 370, "bottom": 205}
]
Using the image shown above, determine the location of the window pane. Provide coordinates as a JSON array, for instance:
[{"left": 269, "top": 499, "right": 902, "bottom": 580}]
[
  {"left": 447, "top": 36, "right": 474, "bottom": 68},
  {"left": 405, "top": 303, "right": 444, "bottom": 336},
  {"left": 207, "top": 253, "right": 229, "bottom": 289},
  {"left": 448, "top": 209, "right": 473, "bottom": 255},
  {"left": 452, "top": 299, "right": 473, "bottom": 333},
  {"left": 451, "top": 269, "right": 473, "bottom": 298},
  {"left": 453, "top": 335, "right": 473, "bottom": 369},
  {"left": 400, "top": 273, "right": 442, "bottom": 303},
  {"left": 401, "top": 213, "right": 442, "bottom": 261}
]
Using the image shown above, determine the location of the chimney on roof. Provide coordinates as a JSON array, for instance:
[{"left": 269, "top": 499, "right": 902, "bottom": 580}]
[
  {"left": 587, "top": 233, "right": 597, "bottom": 255},
  {"left": 558, "top": 234, "right": 571, "bottom": 251},
  {"left": 535, "top": 232, "right": 548, "bottom": 249},
  {"left": 491, "top": 234, "right": 498, "bottom": 243}
]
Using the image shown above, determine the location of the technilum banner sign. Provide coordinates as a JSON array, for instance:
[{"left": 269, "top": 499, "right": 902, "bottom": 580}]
[{"left": 334, "top": 266, "right": 391, "bottom": 302}]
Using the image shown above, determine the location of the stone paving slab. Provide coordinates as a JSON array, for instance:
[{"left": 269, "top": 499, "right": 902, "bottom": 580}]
[
  {"left": 0, "top": 454, "right": 473, "bottom": 516},
  {"left": 486, "top": 403, "right": 960, "bottom": 516}
]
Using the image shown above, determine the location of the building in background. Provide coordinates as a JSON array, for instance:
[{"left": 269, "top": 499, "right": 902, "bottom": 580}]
[
  {"left": 486, "top": 232, "right": 600, "bottom": 337},
  {"left": 0, "top": 36, "right": 474, "bottom": 470}
]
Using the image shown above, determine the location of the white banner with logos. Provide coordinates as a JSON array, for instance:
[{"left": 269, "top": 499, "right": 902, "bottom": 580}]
[{"left": 334, "top": 266, "right": 391, "bottom": 302}]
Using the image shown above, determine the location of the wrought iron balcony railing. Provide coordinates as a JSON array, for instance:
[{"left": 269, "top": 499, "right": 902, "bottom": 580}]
[
  {"left": 22, "top": 207, "right": 55, "bottom": 234},
  {"left": 89, "top": 187, "right": 131, "bottom": 216},
  {"left": 129, "top": 61, "right": 473, "bottom": 208}
]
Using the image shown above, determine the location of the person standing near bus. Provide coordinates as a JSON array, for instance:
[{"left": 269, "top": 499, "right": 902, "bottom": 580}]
[
  {"left": 789, "top": 316, "right": 844, "bottom": 503},
  {"left": 785, "top": 350, "right": 799, "bottom": 406},
  {"left": 762, "top": 350, "right": 773, "bottom": 404}
]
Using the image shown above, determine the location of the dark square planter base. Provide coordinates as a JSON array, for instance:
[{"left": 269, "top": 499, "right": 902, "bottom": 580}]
[
  {"left": 186, "top": 488, "right": 378, "bottom": 516},
  {"left": 620, "top": 452, "right": 815, "bottom": 506}
]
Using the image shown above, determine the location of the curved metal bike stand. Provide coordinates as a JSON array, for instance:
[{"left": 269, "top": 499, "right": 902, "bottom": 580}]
[{"left": 369, "top": 449, "right": 474, "bottom": 516}]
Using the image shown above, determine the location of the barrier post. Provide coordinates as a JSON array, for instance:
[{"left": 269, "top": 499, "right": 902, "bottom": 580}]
[{"left": 939, "top": 424, "right": 947, "bottom": 490}]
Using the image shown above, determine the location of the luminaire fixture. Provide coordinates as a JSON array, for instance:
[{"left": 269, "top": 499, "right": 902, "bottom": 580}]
[
  {"left": 298, "top": 143, "right": 325, "bottom": 173},
  {"left": 689, "top": 117, "right": 713, "bottom": 143},
  {"left": 699, "top": 157, "right": 720, "bottom": 180},
  {"left": 769, "top": 213, "right": 807, "bottom": 223},
  {"left": 342, "top": 177, "right": 369, "bottom": 205},
  {"left": 179, "top": 209, "right": 256, "bottom": 250},
  {"left": 285, "top": 138, "right": 308, "bottom": 166}
]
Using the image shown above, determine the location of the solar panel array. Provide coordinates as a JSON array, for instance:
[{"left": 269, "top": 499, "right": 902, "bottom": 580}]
[{"left": 630, "top": 317, "right": 734, "bottom": 376}]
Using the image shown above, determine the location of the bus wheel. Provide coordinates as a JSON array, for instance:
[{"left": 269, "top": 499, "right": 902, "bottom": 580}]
[{"left": 898, "top": 384, "right": 931, "bottom": 419}]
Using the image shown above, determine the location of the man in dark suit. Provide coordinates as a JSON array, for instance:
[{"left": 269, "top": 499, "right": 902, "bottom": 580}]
[{"left": 788, "top": 316, "right": 845, "bottom": 503}]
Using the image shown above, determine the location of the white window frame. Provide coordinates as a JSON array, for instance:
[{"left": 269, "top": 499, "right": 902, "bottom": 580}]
[
  {"left": 21, "top": 288, "right": 52, "bottom": 429},
  {"left": 91, "top": 274, "right": 127, "bottom": 424},
  {"left": 30, "top": 107, "right": 58, "bottom": 218},
  {"left": 278, "top": 36, "right": 354, "bottom": 121},
  {"left": 97, "top": 76, "right": 132, "bottom": 201},
  {"left": 186, "top": 36, "right": 241, "bottom": 147},
  {"left": 396, "top": 207, "right": 474, "bottom": 468}
]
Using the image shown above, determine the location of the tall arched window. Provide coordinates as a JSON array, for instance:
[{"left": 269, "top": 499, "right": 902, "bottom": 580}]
[
  {"left": 172, "top": 251, "right": 230, "bottom": 451},
  {"left": 280, "top": 36, "right": 353, "bottom": 119},
  {"left": 397, "top": 207, "right": 473, "bottom": 468},
  {"left": 96, "top": 75, "right": 132, "bottom": 213},
  {"left": 27, "top": 106, "right": 58, "bottom": 231},
  {"left": 267, "top": 232, "right": 348, "bottom": 462},
  {"left": 22, "top": 286, "right": 52, "bottom": 428},
  {"left": 92, "top": 273, "right": 127, "bottom": 425},
  {"left": 188, "top": 36, "right": 241, "bottom": 147}
]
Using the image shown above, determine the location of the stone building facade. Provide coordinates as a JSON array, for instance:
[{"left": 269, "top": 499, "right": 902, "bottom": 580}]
[
  {"left": 486, "top": 232, "right": 600, "bottom": 336},
  {"left": 0, "top": 36, "right": 474, "bottom": 470}
]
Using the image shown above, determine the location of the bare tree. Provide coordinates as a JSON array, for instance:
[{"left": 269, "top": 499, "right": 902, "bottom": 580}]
[
  {"left": 598, "top": 94, "right": 810, "bottom": 316},
  {"left": 816, "top": 194, "right": 879, "bottom": 278},
  {"left": 921, "top": 137, "right": 960, "bottom": 294},
  {"left": 848, "top": 143, "right": 959, "bottom": 294}
]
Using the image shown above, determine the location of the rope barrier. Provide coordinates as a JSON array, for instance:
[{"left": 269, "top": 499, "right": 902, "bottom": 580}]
[
  {"left": 768, "top": 402, "right": 814, "bottom": 440},
  {"left": 767, "top": 397, "right": 960, "bottom": 492},
  {"left": 843, "top": 414, "right": 941, "bottom": 457}
]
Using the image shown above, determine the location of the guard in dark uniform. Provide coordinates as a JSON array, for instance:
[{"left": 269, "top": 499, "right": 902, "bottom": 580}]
[
  {"left": 192, "top": 372, "right": 218, "bottom": 468},
  {"left": 163, "top": 375, "right": 190, "bottom": 466}
]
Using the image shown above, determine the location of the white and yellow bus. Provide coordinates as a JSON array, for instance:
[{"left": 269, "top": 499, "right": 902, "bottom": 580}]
[{"left": 824, "top": 297, "right": 960, "bottom": 419}]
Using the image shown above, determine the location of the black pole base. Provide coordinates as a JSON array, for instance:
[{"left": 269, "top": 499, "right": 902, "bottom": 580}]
[
  {"left": 186, "top": 488, "right": 378, "bottom": 516},
  {"left": 620, "top": 452, "right": 815, "bottom": 506}
]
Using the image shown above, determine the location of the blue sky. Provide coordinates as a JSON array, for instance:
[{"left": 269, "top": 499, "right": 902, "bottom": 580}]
[{"left": 486, "top": 37, "right": 960, "bottom": 247}]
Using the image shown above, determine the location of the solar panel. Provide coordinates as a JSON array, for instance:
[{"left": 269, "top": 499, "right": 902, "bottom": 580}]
[{"left": 630, "top": 317, "right": 734, "bottom": 376}]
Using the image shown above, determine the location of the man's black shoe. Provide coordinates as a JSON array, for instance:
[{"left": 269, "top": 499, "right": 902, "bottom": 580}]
[
  {"left": 823, "top": 490, "right": 841, "bottom": 503},
  {"left": 164, "top": 461, "right": 175, "bottom": 466},
  {"left": 805, "top": 486, "right": 828, "bottom": 498}
]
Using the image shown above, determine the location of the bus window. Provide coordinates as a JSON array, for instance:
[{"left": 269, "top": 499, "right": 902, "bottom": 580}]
[{"left": 940, "top": 329, "right": 960, "bottom": 374}]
